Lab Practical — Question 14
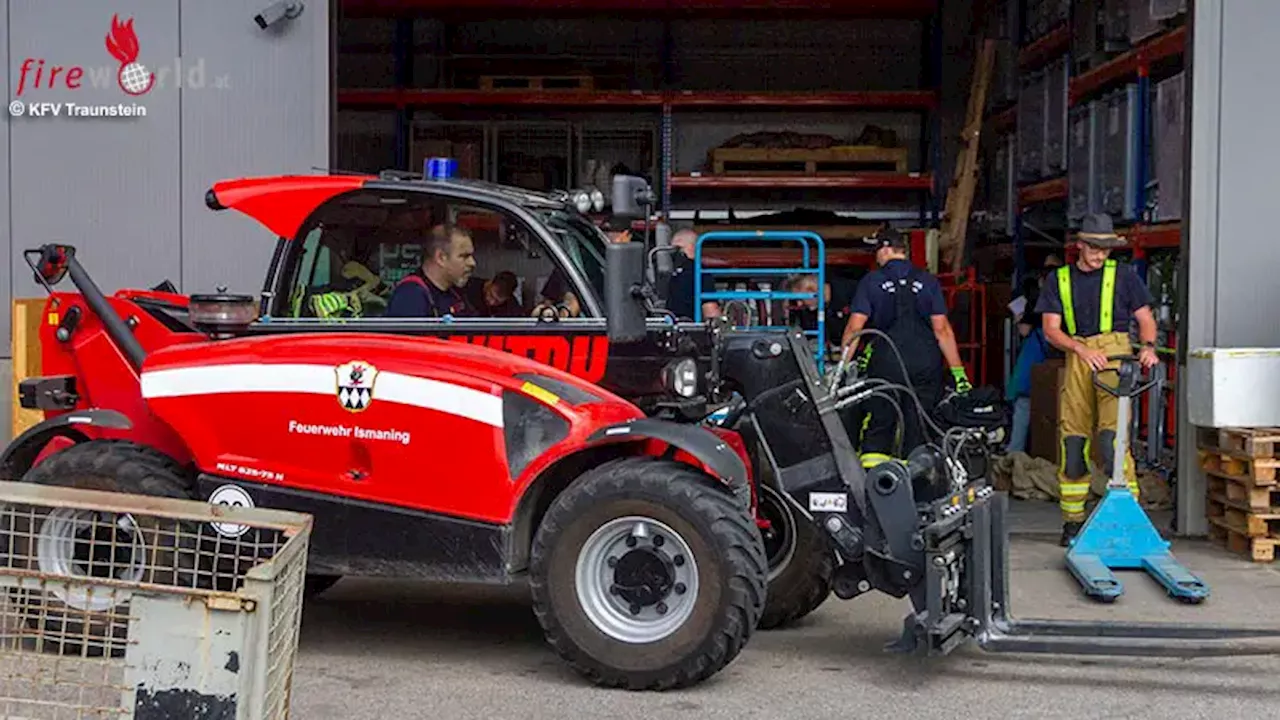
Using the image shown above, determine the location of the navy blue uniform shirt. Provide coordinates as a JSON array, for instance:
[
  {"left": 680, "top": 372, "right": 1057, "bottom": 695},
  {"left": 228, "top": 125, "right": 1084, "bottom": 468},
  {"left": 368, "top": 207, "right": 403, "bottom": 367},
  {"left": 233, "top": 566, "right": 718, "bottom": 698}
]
[
  {"left": 384, "top": 270, "right": 476, "bottom": 318},
  {"left": 850, "top": 259, "right": 948, "bottom": 328},
  {"left": 1034, "top": 262, "right": 1153, "bottom": 337},
  {"left": 665, "top": 254, "right": 715, "bottom": 320}
]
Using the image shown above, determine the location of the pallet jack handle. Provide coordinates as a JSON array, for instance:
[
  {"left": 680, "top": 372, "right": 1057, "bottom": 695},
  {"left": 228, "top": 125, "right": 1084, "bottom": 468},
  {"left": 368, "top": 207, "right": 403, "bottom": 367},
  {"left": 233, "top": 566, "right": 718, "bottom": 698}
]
[{"left": 1091, "top": 354, "right": 1161, "bottom": 400}]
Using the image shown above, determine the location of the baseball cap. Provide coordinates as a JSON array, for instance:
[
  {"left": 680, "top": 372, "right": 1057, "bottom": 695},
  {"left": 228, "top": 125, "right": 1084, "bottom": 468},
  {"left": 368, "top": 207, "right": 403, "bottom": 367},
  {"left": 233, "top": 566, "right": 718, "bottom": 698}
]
[{"left": 863, "top": 225, "right": 908, "bottom": 250}]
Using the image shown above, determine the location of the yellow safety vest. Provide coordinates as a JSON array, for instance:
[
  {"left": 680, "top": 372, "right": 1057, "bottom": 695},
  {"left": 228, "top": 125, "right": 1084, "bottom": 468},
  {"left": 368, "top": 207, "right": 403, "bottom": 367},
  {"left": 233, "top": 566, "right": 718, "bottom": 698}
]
[{"left": 1057, "top": 259, "right": 1116, "bottom": 336}]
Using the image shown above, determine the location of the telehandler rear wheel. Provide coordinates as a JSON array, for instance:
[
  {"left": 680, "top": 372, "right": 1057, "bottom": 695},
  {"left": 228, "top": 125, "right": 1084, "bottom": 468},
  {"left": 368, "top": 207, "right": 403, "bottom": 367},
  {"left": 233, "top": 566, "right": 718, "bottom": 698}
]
[
  {"left": 1, "top": 440, "right": 197, "bottom": 657},
  {"left": 529, "top": 456, "right": 766, "bottom": 690}
]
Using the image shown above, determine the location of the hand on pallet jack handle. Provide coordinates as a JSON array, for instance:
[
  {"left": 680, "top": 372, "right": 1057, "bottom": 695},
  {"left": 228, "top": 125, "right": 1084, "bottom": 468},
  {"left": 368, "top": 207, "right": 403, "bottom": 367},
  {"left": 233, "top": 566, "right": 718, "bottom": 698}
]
[{"left": 1091, "top": 354, "right": 1160, "bottom": 399}]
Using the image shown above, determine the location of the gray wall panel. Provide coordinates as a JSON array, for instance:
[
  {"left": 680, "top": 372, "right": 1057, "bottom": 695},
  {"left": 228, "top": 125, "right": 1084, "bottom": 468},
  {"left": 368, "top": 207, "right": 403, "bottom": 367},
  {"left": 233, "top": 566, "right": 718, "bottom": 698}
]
[
  {"left": 1213, "top": 0, "right": 1280, "bottom": 347},
  {"left": 1, "top": 0, "right": 11, "bottom": 358},
  {"left": 179, "top": 0, "right": 330, "bottom": 295},
  {"left": 7, "top": 0, "right": 180, "bottom": 299}
]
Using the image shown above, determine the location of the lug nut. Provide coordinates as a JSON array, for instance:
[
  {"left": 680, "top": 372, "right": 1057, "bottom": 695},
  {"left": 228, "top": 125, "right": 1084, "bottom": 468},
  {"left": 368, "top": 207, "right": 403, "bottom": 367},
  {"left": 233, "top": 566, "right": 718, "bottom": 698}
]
[
  {"left": 673, "top": 555, "right": 685, "bottom": 567},
  {"left": 653, "top": 535, "right": 664, "bottom": 547},
  {"left": 629, "top": 604, "right": 641, "bottom": 615},
  {"left": 607, "top": 556, "right": 618, "bottom": 568},
  {"left": 656, "top": 602, "right": 668, "bottom": 615},
  {"left": 626, "top": 536, "right": 638, "bottom": 548},
  {"left": 674, "top": 582, "right": 686, "bottom": 594},
  {"left": 609, "top": 585, "right": 620, "bottom": 595}
]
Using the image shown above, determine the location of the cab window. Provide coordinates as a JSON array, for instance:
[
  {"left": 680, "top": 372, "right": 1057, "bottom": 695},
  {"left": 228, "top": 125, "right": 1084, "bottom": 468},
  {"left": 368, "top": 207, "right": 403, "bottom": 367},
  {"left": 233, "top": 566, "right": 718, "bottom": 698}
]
[{"left": 273, "top": 189, "right": 593, "bottom": 320}]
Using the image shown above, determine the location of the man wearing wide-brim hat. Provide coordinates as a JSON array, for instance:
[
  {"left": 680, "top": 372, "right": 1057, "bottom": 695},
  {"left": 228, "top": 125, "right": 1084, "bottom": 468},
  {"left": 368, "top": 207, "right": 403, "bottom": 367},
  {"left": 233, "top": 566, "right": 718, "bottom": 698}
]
[{"left": 1034, "top": 213, "right": 1160, "bottom": 547}]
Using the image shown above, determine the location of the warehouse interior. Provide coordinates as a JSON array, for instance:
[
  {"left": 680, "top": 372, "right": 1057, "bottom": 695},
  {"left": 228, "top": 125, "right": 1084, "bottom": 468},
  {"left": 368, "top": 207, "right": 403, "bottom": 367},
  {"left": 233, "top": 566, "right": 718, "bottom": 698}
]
[{"left": 330, "top": 0, "right": 1192, "bottom": 533}]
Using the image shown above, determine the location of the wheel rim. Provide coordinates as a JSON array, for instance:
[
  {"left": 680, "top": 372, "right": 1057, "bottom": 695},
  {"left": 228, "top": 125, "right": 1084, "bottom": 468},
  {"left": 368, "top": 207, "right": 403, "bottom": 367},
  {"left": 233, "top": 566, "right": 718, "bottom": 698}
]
[
  {"left": 574, "top": 516, "right": 699, "bottom": 644},
  {"left": 35, "top": 508, "right": 146, "bottom": 612},
  {"left": 757, "top": 484, "right": 797, "bottom": 583}
]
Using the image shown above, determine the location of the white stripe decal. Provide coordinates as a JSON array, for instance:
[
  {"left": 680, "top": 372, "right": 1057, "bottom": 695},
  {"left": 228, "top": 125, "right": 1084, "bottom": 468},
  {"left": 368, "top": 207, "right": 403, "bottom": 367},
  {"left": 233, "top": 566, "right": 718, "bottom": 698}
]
[{"left": 140, "top": 363, "right": 504, "bottom": 427}]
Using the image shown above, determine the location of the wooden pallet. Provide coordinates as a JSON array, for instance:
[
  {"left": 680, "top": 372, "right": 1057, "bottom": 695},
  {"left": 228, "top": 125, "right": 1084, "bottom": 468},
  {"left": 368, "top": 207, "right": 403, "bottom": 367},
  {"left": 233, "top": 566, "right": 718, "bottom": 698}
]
[
  {"left": 1206, "top": 491, "right": 1280, "bottom": 537},
  {"left": 1197, "top": 441, "right": 1280, "bottom": 484},
  {"left": 1211, "top": 426, "right": 1280, "bottom": 458},
  {"left": 1205, "top": 469, "right": 1280, "bottom": 511},
  {"left": 1207, "top": 519, "right": 1280, "bottom": 561},
  {"left": 478, "top": 75, "right": 594, "bottom": 91},
  {"left": 709, "top": 146, "right": 909, "bottom": 175}
]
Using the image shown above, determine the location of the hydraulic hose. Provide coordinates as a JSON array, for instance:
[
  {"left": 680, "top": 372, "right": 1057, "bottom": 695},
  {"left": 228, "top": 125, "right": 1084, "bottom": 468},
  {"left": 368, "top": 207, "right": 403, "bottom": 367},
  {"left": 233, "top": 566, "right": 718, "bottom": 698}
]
[{"left": 66, "top": 254, "right": 146, "bottom": 372}]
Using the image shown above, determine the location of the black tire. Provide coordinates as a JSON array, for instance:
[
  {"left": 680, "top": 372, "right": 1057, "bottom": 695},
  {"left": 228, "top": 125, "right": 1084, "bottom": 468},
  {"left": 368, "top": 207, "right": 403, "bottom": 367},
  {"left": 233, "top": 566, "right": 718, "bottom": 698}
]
[
  {"left": 529, "top": 456, "right": 766, "bottom": 691},
  {"left": 304, "top": 573, "right": 343, "bottom": 598},
  {"left": 755, "top": 482, "right": 835, "bottom": 630},
  {"left": 1, "top": 439, "right": 196, "bottom": 657}
]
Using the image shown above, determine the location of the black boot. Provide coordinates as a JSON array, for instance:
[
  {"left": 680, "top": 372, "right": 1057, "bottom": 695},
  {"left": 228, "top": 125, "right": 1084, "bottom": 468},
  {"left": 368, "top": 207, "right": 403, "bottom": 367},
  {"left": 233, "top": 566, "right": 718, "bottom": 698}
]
[{"left": 1060, "top": 521, "right": 1082, "bottom": 548}]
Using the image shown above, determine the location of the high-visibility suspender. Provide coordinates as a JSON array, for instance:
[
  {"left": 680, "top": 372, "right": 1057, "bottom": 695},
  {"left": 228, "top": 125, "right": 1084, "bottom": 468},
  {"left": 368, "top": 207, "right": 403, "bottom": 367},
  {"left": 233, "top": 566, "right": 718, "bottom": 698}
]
[
  {"left": 1057, "top": 259, "right": 1116, "bottom": 336},
  {"left": 1099, "top": 259, "right": 1116, "bottom": 333},
  {"left": 1057, "top": 265, "right": 1075, "bottom": 336}
]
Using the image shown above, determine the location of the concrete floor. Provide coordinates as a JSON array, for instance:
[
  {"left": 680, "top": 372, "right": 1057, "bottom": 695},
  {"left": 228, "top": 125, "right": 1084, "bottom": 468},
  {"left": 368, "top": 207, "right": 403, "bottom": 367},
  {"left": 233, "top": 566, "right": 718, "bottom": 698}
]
[{"left": 288, "top": 499, "right": 1280, "bottom": 720}]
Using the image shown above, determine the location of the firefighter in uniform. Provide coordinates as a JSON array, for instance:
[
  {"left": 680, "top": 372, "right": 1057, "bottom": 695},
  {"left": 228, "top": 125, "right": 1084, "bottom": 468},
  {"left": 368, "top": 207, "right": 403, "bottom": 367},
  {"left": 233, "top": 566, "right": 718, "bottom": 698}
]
[
  {"left": 839, "top": 226, "right": 970, "bottom": 468},
  {"left": 1035, "top": 213, "right": 1159, "bottom": 546}
]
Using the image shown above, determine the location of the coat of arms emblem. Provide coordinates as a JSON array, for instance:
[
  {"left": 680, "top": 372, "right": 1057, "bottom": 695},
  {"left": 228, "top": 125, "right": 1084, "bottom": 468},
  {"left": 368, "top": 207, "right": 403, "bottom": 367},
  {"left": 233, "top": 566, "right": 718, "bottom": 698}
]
[{"left": 335, "top": 361, "right": 378, "bottom": 412}]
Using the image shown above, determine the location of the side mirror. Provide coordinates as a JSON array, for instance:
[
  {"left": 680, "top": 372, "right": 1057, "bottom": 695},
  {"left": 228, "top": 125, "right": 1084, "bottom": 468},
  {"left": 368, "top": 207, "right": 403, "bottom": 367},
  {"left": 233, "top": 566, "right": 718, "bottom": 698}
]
[
  {"left": 611, "top": 174, "right": 654, "bottom": 220},
  {"left": 604, "top": 240, "right": 648, "bottom": 343}
]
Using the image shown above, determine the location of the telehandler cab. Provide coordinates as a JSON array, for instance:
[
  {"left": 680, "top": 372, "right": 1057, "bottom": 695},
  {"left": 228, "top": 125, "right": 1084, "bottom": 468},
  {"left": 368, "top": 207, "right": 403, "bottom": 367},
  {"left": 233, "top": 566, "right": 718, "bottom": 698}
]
[{"left": 5, "top": 174, "right": 1280, "bottom": 695}]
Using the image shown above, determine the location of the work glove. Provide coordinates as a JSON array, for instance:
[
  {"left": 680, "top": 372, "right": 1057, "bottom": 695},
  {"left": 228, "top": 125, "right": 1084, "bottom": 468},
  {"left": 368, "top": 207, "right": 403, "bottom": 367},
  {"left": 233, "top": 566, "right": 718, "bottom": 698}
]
[
  {"left": 856, "top": 346, "right": 872, "bottom": 373},
  {"left": 950, "top": 366, "right": 972, "bottom": 394}
]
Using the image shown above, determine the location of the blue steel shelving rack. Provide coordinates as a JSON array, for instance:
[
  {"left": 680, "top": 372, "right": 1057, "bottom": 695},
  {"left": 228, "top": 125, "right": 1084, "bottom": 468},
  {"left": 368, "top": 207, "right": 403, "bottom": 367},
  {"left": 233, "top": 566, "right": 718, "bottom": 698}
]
[{"left": 693, "top": 230, "right": 827, "bottom": 369}]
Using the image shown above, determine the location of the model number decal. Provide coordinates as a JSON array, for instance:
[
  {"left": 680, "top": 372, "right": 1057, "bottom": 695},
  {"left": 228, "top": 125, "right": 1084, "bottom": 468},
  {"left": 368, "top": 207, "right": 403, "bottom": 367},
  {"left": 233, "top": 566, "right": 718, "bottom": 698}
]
[
  {"left": 809, "top": 492, "right": 848, "bottom": 513},
  {"left": 447, "top": 335, "right": 609, "bottom": 383},
  {"left": 216, "top": 462, "right": 284, "bottom": 483}
]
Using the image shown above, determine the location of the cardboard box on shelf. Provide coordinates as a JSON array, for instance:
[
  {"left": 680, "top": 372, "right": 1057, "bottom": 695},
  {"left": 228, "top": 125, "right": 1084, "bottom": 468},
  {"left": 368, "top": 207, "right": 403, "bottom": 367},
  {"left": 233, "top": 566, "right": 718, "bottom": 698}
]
[{"left": 1028, "top": 358, "right": 1065, "bottom": 463}]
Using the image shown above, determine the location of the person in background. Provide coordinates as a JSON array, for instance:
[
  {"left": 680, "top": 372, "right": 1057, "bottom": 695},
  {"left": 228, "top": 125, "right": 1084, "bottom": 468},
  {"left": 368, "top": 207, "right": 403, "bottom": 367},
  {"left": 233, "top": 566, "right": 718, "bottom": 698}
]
[
  {"left": 385, "top": 223, "right": 477, "bottom": 318},
  {"left": 839, "top": 226, "right": 970, "bottom": 468},
  {"left": 664, "top": 229, "right": 721, "bottom": 321},
  {"left": 1003, "top": 313, "right": 1049, "bottom": 454},
  {"left": 787, "top": 271, "right": 861, "bottom": 350},
  {"left": 465, "top": 270, "right": 524, "bottom": 318},
  {"left": 1036, "top": 213, "right": 1158, "bottom": 546}
]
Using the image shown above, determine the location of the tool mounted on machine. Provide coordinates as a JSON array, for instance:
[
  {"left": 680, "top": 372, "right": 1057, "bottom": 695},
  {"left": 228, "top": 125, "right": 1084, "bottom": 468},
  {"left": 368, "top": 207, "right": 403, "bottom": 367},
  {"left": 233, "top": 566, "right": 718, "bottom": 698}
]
[{"left": 597, "top": 173, "right": 1280, "bottom": 660}]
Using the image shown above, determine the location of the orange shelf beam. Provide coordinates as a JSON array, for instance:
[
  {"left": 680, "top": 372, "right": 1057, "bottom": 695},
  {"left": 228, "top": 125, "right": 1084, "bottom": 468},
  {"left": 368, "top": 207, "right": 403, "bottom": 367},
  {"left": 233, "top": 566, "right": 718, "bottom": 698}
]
[
  {"left": 1017, "top": 24, "right": 1071, "bottom": 71},
  {"left": 337, "top": 89, "right": 939, "bottom": 110},
  {"left": 669, "top": 173, "right": 933, "bottom": 190},
  {"left": 1070, "top": 26, "right": 1187, "bottom": 104},
  {"left": 1017, "top": 177, "right": 1068, "bottom": 208}
]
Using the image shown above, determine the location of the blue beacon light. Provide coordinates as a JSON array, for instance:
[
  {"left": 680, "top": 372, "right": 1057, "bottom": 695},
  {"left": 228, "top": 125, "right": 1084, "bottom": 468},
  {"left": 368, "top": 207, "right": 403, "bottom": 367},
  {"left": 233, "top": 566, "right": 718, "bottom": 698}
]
[{"left": 425, "top": 157, "right": 458, "bottom": 180}]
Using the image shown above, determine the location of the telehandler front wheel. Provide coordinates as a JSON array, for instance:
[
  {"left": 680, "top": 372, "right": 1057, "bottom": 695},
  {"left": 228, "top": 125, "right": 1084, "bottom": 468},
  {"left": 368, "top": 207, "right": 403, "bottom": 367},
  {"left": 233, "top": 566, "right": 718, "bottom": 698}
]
[
  {"left": 529, "top": 456, "right": 766, "bottom": 691},
  {"left": 756, "top": 482, "right": 835, "bottom": 629}
]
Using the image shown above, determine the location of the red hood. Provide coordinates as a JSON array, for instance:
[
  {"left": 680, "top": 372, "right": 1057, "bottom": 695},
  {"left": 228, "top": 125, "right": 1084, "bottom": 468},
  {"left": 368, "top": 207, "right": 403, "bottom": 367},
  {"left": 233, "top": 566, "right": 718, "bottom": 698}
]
[{"left": 205, "top": 174, "right": 374, "bottom": 240}]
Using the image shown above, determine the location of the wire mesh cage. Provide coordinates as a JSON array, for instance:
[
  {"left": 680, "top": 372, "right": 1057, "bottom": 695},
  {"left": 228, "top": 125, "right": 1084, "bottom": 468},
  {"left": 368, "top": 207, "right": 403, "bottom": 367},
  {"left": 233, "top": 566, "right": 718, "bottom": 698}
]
[
  {"left": 0, "top": 480, "right": 312, "bottom": 720},
  {"left": 408, "top": 120, "right": 488, "bottom": 178},
  {"left": 491, "top": 121, "right": 573, "bottom": 192},
  {"left": 576, "top": 121, "right": 659, "bottom": 198}
]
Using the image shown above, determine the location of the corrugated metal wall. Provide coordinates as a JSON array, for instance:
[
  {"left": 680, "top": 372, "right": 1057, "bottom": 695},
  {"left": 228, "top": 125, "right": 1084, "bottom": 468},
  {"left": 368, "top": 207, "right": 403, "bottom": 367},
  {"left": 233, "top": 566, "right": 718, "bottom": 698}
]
[{"left": 1, "top": 0, "right": 330, "bottom": 358}]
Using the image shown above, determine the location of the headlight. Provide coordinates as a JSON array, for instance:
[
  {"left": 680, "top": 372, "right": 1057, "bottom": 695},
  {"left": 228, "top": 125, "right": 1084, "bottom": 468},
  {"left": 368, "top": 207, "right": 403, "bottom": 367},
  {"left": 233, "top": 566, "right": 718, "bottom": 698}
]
[
  {"left": 572, "top": 191, "right": 592, "bottom": 214},
  {"left": 663, "top": 358, "right": 700, "bottom": 399},
  {"left": 590, "top": 187, "right": 605, "bottom": 212}
]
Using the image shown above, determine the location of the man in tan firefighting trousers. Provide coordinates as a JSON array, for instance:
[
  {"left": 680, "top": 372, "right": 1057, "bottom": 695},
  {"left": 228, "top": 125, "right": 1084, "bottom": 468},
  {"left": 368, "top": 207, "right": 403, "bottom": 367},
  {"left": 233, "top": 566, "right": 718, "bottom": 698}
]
[{"left": 1034, "top": 214, "right": 1160, "bottom": 547}]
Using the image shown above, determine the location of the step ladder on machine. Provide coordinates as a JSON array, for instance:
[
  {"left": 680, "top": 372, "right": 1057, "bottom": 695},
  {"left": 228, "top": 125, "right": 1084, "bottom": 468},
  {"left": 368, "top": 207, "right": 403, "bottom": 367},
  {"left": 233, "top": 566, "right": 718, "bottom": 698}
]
[
  {"left": 1065, "top": 353, "right": 1210, "bottom": 603},
  {"left": 693, "top": 230, "right": 827, "bottom": 370}
]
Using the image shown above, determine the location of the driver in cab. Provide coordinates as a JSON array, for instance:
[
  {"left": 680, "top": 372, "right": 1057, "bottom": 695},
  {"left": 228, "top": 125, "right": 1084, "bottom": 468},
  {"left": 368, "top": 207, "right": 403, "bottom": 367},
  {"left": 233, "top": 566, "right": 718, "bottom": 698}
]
[{"left": 385, "top": 223, "right": 478, "bottom": 318}]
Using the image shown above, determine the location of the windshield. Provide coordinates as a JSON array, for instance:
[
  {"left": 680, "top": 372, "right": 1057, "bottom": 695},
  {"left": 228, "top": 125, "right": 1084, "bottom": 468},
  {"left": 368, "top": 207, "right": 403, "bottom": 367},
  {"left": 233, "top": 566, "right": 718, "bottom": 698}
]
[{"left": 537, "top": 209, "right": 608, "bottom": 303}]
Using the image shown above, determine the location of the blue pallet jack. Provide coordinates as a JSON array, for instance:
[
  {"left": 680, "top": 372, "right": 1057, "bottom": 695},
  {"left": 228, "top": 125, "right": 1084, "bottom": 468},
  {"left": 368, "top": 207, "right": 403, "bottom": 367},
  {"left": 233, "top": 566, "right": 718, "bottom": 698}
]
[
  {"left": 1065, "top": 353, "right": 1210, "bottom": 604},
  {"left": 693, "top": 229, "right": 826, "bottom": 370}
]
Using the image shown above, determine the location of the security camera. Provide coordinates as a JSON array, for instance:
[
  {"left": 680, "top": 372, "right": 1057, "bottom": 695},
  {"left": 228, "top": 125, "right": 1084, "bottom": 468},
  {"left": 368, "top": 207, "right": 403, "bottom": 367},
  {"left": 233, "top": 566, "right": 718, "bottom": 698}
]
[{"left": 254, "top": 1, "right": 304, "bottom": 30}]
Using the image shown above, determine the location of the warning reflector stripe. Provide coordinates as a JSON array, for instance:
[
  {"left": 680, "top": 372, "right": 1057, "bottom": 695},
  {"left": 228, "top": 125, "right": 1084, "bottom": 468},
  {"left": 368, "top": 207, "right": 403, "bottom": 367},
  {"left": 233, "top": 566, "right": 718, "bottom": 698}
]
[{"left": 140, "top": 363, "right": 504, "bottom": 428}]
